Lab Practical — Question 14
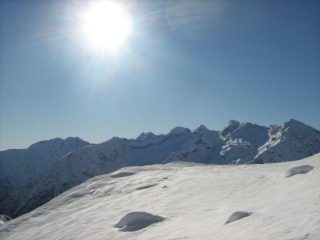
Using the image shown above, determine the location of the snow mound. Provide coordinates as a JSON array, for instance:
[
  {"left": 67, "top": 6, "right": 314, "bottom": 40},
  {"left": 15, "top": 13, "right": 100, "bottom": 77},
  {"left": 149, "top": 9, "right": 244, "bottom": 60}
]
[
  {"left": 110, "top": 172, "right": 136, "bottom": 178},
  {"left": 225, "top": 211, "right": 252, "bottom": 224},
  {"left": 114, "top": 211, "right": 165, "bottom": 232},
  {"left": 284, "top": 165, "right": 314, "bottom": 178}
]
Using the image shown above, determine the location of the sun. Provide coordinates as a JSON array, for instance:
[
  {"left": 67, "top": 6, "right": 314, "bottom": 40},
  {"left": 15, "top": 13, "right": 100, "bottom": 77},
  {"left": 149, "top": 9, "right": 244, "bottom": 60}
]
[{"left": 80, "top": 0, "right": 133, "bottom": 53}]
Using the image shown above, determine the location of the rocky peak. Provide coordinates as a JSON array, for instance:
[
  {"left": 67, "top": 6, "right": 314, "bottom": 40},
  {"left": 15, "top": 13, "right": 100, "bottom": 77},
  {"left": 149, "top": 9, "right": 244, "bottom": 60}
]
[
  {"left": 136, "top": 132, "right": 156, "bottom": 142},
  {"left": 220, "top": 120, "right": 240, "bottom": 137}
]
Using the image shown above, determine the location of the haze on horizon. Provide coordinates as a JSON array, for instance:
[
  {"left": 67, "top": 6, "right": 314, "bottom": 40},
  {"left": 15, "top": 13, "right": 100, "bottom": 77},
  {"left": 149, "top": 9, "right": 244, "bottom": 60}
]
[{"left": 0, "top": 0, "right": 319, "bottom": 150}]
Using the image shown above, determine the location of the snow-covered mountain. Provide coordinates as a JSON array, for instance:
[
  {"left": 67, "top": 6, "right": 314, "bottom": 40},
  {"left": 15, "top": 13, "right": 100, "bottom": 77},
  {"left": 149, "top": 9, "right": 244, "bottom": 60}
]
[
  {"left": 1, "top": 153, "right": 319, "bottom": 240},
  {"left": 0, "top": 119, "right": 319, "bottom": 220},
  {"left": 0, "top": 137, "right": 89, "bottom": 217},
  {"left": 254, "top": 119, "right": 320, "bottom": 163}
]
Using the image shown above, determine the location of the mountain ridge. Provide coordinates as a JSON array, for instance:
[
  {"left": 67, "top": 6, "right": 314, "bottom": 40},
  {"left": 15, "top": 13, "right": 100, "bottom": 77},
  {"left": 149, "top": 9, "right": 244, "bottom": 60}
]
[{"left": 1, "top": 119, "right": 319, "bottom": 219}]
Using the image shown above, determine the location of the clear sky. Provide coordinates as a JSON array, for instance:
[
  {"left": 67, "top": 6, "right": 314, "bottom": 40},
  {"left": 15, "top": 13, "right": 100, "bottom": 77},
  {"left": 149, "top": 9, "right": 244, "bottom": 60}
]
[{"left": 0, "top": 0, "right": 319, "bottom": 150}]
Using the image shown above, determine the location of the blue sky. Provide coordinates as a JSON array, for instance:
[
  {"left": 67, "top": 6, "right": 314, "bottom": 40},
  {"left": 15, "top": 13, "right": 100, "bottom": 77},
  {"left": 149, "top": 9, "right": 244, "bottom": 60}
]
[{"left": 0, "top": 0, "right": 319, "bottom": 150}]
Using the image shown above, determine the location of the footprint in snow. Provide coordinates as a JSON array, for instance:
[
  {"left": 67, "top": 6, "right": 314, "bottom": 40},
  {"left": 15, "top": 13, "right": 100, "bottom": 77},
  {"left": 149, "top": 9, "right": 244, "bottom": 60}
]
[
  {"left": 114, "top": 211, "right": 165, "bottom": 232},
  {"left": 284, "top": 165, "right": 314, "bottom": 178}
]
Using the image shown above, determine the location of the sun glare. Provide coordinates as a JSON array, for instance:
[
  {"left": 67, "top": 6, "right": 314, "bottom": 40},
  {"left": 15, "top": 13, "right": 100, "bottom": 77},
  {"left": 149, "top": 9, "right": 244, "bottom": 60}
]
[{"left": 80, "top": 0, "right": 133, "bottom": 53}]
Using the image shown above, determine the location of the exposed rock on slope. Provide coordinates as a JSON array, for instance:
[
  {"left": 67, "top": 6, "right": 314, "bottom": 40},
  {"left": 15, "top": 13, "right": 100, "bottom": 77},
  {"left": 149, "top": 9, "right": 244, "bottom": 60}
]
[
  {"left": 254, "top": 119, "right": 320, "bottom": 163},
  {"left": 220, "top": 122, "right": 269, "bottom": 163},
  {"left": 0, "top": 215, "right": 11, "bottom": 225}
]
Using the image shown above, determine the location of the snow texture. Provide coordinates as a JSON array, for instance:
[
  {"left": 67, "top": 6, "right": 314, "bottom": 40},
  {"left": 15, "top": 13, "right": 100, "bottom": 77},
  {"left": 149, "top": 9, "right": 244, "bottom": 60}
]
[
  {"left": 0, "top": 154, "right": 319, "bottom": 240},
  {"left": 135, "top": 184, "right": 158, "bottom": 190}
]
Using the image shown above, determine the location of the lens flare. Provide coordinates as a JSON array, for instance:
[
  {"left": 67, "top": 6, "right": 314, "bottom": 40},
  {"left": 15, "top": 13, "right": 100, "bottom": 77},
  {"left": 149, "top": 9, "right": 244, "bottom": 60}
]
[{"left": 80, "top": 1, "right": 133, "bottom": 53}]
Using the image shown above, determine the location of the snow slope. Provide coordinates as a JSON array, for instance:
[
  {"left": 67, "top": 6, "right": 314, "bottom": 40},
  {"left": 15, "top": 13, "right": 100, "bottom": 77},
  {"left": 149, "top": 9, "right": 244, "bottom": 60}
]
[
  {"left": 1, "top": 154, "right": 319, "bottom": 240},
  {"left": 0, "top": 137, "right": 89, "bottom": 217},
  {"left": 1, "top": 119, "right": 319, "bottom": 220}
]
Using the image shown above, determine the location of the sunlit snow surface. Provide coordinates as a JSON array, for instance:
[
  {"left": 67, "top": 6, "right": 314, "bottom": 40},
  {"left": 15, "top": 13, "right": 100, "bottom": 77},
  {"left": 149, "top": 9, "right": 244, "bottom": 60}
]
[{"left": 1, "top": 154, "right": 319, "bottom": 240}]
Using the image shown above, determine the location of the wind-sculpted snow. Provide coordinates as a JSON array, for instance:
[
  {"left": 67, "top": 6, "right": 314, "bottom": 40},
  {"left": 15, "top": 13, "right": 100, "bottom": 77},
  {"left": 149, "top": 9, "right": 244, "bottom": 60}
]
[
  {"left": 225, "top": 211, "right": 252, "bottom": 224},
  {"left": 110, "top": 171, "right": 136, "bottom": 178},
  {"left": 135, "top": 183, "right": 158, "bottom": 190},
  {"left": 114, "top": 212, "right": 166, "bottom": 231},
  {"left": 1, "top": 119, "right": 320, "bottom": 220},
  {"left": 284, "top": 165, "right": 314, "bottom": 178},
  {"left": 1, "top": 154, "right": 319, "bottom": 240}
]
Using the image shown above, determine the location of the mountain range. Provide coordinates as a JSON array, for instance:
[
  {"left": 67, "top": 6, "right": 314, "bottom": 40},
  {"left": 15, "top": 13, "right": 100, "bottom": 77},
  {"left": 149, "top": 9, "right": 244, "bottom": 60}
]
[{"left": 1, "top": 119, "right": 319, "bottom": 219}]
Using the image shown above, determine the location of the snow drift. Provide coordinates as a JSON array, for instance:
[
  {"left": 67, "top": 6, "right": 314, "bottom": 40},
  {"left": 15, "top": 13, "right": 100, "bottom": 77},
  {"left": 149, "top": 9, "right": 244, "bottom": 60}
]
[
  {"left": 114, "top": 212, "right": 165, "bottom": 232},
  {"left": 284, "top": 165, "right": 314, "bottom": 178}
]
